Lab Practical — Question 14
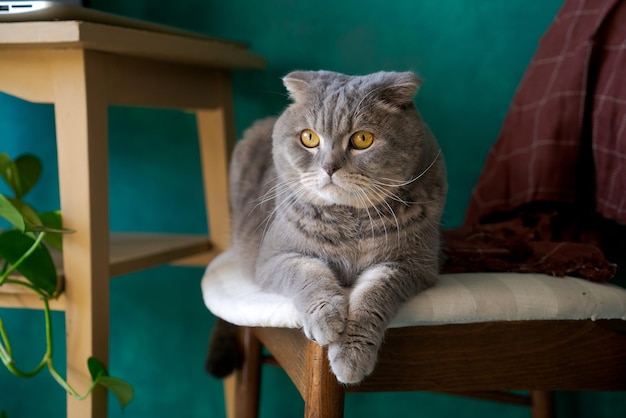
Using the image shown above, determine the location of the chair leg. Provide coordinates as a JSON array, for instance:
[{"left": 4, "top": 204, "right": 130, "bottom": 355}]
[
  {"left": 235, "top": 327, "right": 262, "bottom": 418},
  {"left": 530, "top": 391, "right": 554, "bottom": 418},
  {"left": 304, "top": 343, "right": 345, "bottom": 418},
  {"left": 224, "top": 374, "right": 237, "bottom": 418}
]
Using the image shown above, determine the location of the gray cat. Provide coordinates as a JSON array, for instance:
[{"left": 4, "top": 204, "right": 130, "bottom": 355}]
[{"left": 211, "top": 70, "right": 447, "bottom": 384}]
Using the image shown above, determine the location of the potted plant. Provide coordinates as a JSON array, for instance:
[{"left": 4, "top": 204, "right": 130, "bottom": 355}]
[{"left": 0, "top": 152, "right": 133, "bottom": 413}]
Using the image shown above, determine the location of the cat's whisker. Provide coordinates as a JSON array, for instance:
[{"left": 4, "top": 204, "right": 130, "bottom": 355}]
[
  {"left": 264, "top": 89, "right": 291, "bottom": 99},
  {"left": 253, "top": 179, "right": 301, "bottom": 229},
  {"left": 254, "top": 184, "right": 289, "bottom": 208},
  {"left": 369, "top": 183, "right": 411, "bottom": 207},
  {"left": 254, "top": 180, "right": 287, "bottom": 204},
  {"left": 250, "top": 178, "right": 300, "bottom": 226},
  {"left": 375, "top": 177, "right": 419, "bottom": 187},
  {"left": 353, "top": 189, "right": 377, "bottom": 240},
  {"left": 368, "top": 182, "right": 443, "bottom": 207},
  {"left": 360, "top": 187, "right": 391, "bottom": 246},
  {"left": 256, "top": 182, "right": 306, "bottom": 241},
  {"left": 260, "top": 173, "right": 282, "bottom": 187},
  {"left": 377, "top": 149, "right": 442, "bottom": 188},
  {"left": 365, "top": 185, "right": 401, "bottom": 246},
  {"left": 256, "top": 175, "right": 296, "bottom": 202}
]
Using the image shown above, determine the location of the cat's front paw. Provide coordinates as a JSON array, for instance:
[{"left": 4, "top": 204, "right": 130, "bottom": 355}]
[
  {"left": 327, "top": 330, "right": 379, "bottom": 385},
  {"left": 301, "top": 294, "right": 348, "bottom": 345}
]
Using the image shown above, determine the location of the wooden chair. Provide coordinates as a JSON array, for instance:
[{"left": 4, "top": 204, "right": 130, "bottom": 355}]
[{"left": 202, "top": 249, "right": 626, "bottom": 418}]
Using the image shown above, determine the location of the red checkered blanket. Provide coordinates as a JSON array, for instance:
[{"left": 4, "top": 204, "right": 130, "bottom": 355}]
[
  {"left": 465, "top": 0, "right": 626, "bottom": 225},
  {"left": 445, "top": 0, "right": 626, "bottom": 282}
]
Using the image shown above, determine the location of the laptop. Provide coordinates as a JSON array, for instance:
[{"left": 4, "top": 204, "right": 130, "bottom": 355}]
[{"left": 0, "top": 0, "right": 225, "bottom": 41}]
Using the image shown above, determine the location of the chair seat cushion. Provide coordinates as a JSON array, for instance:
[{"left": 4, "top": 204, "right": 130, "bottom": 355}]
[{"left": 201, "top": 250, "right": 626, "bottom": 329}]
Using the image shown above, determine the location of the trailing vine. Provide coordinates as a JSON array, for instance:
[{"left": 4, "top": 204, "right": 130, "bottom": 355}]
[{"left": 0, "top": 152, "right": 133, "bottom": 412}]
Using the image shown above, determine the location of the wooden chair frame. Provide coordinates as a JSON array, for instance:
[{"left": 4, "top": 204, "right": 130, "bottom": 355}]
[{"left": 230, "top": 320, "right": 626, "bottom": 418}]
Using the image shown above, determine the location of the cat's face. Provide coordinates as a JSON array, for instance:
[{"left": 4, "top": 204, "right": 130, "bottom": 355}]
[{"left": 272, "top": 70, "right": 427, "bottom": 208}]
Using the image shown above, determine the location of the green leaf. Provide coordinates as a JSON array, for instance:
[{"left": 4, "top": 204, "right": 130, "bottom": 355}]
[
  {"left": 8, "top": 199, "right": 41, "bottom": 230},
  {"left": 0, "top": 230, "right": 57, "bottom": 296},
  {"left": 88, "top": 358, "right": 134, "bottom": 409},
  {"left": 0, "top": 195, "right": 25, "bottom": 232},
  {"left": 98, "top": 376, "right": 134, "bottom": 409},
  {"left": 0, "top": 153, "right": 20, "bottom": 198},
  {"left": 87, "top": 357, "right": 108, "bottom": 380},
  {"left": 38, "top": 211, "right": 66, "bottom": 251},
  {"left": 0, "top": 153, "right": 42, "bottom": 199},
  {"left": 13, "top": 155, "right": 42, "bottom": 198},
  {"left": 1, "top": 410, "right": 7, "bottom": 418},
  {"left": 0, "top": 153, "right": 13, "bottom": 190}
]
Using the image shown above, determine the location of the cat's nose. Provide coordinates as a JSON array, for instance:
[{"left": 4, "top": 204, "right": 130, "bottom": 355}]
[{"left": 322, "top": 164, "right": 340, "bottom": 177}]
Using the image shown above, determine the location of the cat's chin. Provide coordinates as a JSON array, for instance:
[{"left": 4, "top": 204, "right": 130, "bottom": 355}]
[{"left": 312, "top": 185, "right": 370, "bottom": 208}]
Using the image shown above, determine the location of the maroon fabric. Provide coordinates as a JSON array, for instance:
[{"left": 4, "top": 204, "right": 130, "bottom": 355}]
[
  {"left": 441, "top": 214, "right": 617, "bottom": 282},
  {"left": 465, "top": 0, "right": 626, "bottom": 226}
]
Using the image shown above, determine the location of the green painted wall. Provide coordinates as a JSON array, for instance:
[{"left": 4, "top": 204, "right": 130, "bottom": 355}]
[{"left": 1, "top": 0, "right": 624, "bottom": 417}]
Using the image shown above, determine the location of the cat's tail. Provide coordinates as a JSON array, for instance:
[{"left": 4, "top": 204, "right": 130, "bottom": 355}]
[{"left": 205, "top": 318, "right": 242, "bottom": 378}]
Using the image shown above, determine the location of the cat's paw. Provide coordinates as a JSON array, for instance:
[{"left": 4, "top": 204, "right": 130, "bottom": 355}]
[
  {"left": 301, "top": 294, "right": 348, "bottom": 345},
  {"left": 327, "top": 339, "right": 378, "bottom": 385}
]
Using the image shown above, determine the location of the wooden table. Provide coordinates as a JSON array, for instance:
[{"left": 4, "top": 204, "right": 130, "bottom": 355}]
[{"left": 0, "top": 20, "right": 264, "bottom": 418}]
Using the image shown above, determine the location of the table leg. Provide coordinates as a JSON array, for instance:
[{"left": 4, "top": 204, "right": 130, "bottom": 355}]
[
  {"left": 53, "top": 50, "right": 110, "bottom": 418},
  {"left": 196, "top": 70, "right": 237, "bottom": 418},
  {"left": 196, "top": 70, "right": 235, "bottom": 253}
]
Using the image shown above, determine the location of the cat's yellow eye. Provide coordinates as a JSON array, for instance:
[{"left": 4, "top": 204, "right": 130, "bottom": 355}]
[
  {"left": 300, "top": 129, "right": 320, "bottom": 148},
  {"left": 350, "top": 130, "right": 374, "bottom": 150}
]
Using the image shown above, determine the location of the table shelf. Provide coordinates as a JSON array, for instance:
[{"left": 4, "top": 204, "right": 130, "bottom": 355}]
[{"left": 0, "top": 232, "right": 215, "bottom": 311}]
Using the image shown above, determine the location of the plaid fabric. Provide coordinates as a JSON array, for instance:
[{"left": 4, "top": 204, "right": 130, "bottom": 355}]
[{"left": 465, "top": 0, "right": 626, "bottom": 225}]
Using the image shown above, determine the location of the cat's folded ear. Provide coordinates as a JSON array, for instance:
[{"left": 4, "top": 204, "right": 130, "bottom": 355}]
[
  {"left": 374, "top": 71, "right": 423, "bottom": 108},
  {"left": 283, "top": 71, "right": 314, "bottom": 102}
]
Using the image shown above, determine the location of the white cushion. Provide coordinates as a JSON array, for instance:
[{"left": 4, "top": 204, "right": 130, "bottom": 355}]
[{"left": 201, "top": 250, "right": 626, "bottom": 329}]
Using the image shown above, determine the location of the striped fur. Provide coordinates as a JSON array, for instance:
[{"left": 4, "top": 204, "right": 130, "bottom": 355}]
[{"left": 229, "top": 71, "right": 447, "bottom": 384}]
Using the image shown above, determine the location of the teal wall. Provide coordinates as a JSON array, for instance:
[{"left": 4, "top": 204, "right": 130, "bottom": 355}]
[{"left": 1, "top": 0, "right": 625, "bottom": 417}]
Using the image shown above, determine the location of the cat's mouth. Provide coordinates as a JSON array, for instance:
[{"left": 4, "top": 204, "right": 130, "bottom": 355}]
[
  {"left": 301, "top": 172, "right": 374, "bottom": 208},
  {"left": 317, "top": 180, "right": 366, "bottom": 207},
  {"left": 308, "top": 176, "right": 349, "bottom": 204},
  {"left": 319, "top": 185, "right": 352, "bottom": 205},
  {"left": 320, "top": 180, "right": 343, "bottom": 194}
]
